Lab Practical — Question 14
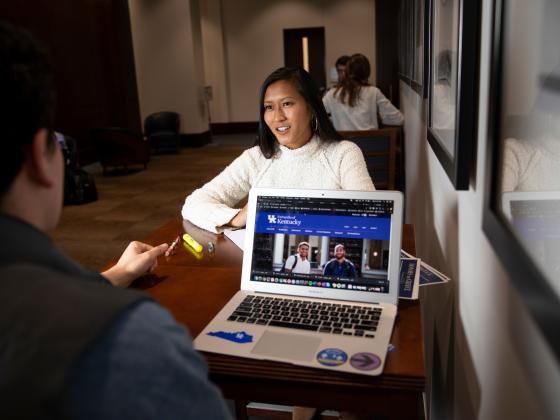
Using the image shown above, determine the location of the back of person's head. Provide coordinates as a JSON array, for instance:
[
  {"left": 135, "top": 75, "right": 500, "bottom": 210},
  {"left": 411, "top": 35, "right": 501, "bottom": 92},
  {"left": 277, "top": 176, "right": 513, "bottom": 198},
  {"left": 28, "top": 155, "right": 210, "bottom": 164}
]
[
  {"left": 347, "top": 54, "right": 370, "bottom": 84},
  {"left": 257, "top": 66, "right": 341, "bottom": 158},
  {"left": 335, "top": 55, "right": 350, "bottom": 84},
  {"left": 334, "top": 53, "right": 371, "bottom": 107},
  {"left": 335, "top": 55, "right": 350, "bottom": 68},
  {"left": 0, "top": 21, "right": 56, "bottom": 199}
]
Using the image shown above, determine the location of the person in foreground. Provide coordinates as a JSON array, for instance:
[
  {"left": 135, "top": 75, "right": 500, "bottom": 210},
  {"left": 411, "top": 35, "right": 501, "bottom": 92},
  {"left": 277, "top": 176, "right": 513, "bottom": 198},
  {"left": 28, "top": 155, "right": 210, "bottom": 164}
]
[
  {"left": 182, "top": 66, "right": 375, "bottom": 233},
  {"left": 0, "top": 21, "right": 231, "bottom": 419},
  {"left": 323, "top": 53, "right": 404, "bottom": 131}
]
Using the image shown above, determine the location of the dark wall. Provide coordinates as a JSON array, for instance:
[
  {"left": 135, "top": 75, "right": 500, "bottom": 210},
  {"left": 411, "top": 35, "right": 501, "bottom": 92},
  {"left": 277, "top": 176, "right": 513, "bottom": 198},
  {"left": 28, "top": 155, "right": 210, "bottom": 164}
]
[
  {"left": 1, "top": 0, "right": 140, "bottom": 164},
  {"left": 375, "top": 0, "right": 400, "bottom": 108}
]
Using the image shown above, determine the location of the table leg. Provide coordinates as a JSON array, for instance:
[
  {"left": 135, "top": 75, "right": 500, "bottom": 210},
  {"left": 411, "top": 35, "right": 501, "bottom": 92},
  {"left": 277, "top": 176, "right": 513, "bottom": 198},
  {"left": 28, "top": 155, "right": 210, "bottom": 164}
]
[{"left": 234, "top": 400, "right": 249, "bottom": 420}]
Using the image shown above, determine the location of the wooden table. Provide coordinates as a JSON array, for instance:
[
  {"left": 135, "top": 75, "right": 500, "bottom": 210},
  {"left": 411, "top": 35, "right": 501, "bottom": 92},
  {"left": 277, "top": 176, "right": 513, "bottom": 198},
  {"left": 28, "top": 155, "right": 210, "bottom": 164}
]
[{"left": 134, "top": 219, "right": 425, "bottom": 419}]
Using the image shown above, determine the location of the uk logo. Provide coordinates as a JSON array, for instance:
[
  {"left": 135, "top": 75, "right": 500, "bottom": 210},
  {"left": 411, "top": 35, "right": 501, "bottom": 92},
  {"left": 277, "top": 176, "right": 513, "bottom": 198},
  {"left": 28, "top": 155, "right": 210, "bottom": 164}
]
[{"left": 267, "top": 214, "right": 277, "bottom": 223}]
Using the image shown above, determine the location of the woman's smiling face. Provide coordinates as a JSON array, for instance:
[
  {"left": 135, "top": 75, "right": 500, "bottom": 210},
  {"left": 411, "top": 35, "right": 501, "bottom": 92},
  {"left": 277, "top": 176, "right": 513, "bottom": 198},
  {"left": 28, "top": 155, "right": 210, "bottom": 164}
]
[{"left": 263, "top": 79, "right": 313, "bottom": 149}]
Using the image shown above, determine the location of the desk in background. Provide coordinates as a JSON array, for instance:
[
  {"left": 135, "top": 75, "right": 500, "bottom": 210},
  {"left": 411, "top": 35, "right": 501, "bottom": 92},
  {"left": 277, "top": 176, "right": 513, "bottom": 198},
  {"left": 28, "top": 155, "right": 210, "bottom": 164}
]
[{"left": 134, "top": 219, "right": 425, "bottom": 419}]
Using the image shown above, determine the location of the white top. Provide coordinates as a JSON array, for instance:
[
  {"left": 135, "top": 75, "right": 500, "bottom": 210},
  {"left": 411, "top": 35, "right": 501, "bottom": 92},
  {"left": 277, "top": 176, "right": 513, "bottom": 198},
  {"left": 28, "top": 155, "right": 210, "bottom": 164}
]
[
  {"left": 284, "top": 255, "right": 311, "bottom": 274},
  {"left": 502, "top": 136, "right": 560, "bottom": 192},
  {"left": 322, "top": 85, "right": 404, "bottom": 131},
  {"left": 181, "top": 136, "right": 375, "bottom": 233}
]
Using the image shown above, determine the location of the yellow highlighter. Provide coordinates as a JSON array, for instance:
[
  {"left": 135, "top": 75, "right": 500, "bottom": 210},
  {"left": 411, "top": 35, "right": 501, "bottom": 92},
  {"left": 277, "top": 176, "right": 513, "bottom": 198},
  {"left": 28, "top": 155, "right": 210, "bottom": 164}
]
[{"left": 182, "top": 233, "right": 203, "bottom": 253}]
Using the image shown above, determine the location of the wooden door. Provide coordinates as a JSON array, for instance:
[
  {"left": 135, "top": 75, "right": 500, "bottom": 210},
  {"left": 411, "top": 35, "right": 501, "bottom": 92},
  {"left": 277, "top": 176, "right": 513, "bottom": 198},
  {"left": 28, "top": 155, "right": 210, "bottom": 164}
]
[{"left": 283, "top": 27, "right": 326, "bottom": 93}]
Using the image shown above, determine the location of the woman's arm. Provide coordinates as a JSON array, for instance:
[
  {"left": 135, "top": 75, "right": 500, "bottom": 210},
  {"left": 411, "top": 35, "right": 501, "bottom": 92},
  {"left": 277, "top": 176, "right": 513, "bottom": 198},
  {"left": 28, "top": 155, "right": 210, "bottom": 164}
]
[
  {"left": 375, "top": 88, "right": 404, "bottom": 126},
  {"left": 181, "top": 148, "right": 258, "bottom": 233}
]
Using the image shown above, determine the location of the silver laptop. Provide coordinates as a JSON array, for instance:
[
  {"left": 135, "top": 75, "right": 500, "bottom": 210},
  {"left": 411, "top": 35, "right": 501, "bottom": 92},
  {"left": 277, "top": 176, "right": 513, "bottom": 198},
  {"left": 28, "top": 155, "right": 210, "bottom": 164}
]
[{"left": 194, "top": 188, "right": 403, "bottom": 376}]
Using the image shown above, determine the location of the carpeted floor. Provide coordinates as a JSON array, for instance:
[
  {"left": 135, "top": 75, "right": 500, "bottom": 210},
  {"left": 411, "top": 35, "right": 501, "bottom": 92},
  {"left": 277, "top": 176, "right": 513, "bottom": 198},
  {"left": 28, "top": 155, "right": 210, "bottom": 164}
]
[{"left": 51, "top": 135, "right": 253, "bottom": 271}]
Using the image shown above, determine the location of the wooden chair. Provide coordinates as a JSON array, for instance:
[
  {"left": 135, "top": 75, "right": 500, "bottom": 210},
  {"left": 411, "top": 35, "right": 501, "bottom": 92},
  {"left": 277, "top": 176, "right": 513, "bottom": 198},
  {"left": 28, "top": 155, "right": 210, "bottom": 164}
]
[{"left": 338, "top": 127, "right": 399, "bottom": 190}]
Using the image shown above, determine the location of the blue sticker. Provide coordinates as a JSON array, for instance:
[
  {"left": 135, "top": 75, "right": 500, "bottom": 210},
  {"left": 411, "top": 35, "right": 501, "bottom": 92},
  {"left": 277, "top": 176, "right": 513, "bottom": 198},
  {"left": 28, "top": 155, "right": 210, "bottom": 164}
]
[
  {"left": 316, "top": 348, "right": 348, "bottom": 367},
  {"left": 207, "top": 331, "right": 253, "bottom": 343}
]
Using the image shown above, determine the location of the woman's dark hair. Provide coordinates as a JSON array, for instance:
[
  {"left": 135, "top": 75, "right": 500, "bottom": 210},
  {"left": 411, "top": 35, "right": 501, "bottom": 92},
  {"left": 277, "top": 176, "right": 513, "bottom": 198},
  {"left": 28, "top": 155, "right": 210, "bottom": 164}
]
[
  {"left": 257, "top": 66, "right": 341, "bottom": 159},
  {"left": 0, "top": 21, "right": 56, "bottom": 198},
  {"left": 335, "top": 55, "right": 350, "bottom": 67},
  {"left": 334, "top": 53, "right": 371, "bottom": 107}
]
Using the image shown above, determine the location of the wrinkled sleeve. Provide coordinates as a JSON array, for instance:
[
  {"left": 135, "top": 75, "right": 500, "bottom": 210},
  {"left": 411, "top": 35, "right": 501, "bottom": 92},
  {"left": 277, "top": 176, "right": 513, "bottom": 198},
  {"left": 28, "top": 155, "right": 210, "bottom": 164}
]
[
  {"left": 337, "top": 141, "right": 376, "bottom": 191},
  {"left": 61, "top": 302, "right": 232, "bottom": 420},
  {"left": 181, "top": 148, "right": 256, "bottom": 233},
  {"left": 322, "top": 92, "right": 333, "bottom": 115},
  {"left": 501, "top": 137, "right": 529, "bottom": 192},
  {"left": 375, "top": 89, "right": 404, "bottom": 126}
]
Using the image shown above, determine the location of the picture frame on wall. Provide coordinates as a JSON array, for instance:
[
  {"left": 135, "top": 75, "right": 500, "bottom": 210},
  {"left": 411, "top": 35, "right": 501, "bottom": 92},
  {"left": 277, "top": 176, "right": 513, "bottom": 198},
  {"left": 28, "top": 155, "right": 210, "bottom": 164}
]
[
  {"left": 398, "top": 0, "right": 427, "bottom": 97},
  {"left": 483, "top": 0, "right": 560, "bottom": 363},
  {"left": 426, "top": 0, "right": 479, "bottom": 189},
  {"left": 411, "top": 0, "right": 426, "bottom": 94}
]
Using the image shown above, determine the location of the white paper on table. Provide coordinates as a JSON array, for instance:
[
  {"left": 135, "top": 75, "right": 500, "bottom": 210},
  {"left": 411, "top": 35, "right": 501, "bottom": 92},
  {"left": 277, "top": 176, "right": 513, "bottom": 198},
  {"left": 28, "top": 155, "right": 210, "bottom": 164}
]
[
  {"left": 400, "top": 249, "right": 451, "bottom": 286},
  {"left": 224, "top": 228, "right": 246, "bottom": 251}
]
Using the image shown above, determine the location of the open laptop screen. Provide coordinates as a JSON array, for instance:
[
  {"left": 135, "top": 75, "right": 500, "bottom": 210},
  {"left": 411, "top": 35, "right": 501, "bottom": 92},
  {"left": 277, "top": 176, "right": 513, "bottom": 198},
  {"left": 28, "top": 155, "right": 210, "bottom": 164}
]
[{"left": 249, "top": 195, "right": 394, "bottom": 294}]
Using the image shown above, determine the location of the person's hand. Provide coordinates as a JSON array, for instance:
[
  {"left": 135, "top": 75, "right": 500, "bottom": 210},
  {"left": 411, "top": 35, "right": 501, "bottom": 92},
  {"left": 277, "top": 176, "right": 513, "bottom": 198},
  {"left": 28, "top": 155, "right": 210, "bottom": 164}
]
[
  {"left": 228, "top": 204, "right": 247, "bottom": 228},
  {"left": 102, "top": 241, "right": 169, "bottom": 288}
]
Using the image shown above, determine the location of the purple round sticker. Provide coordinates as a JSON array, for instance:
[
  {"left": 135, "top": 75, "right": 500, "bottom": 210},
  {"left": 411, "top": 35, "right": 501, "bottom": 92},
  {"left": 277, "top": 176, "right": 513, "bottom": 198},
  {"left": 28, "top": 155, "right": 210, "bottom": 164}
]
[{"left": 350, "top": 352, "right": 381, "bottom": 371}]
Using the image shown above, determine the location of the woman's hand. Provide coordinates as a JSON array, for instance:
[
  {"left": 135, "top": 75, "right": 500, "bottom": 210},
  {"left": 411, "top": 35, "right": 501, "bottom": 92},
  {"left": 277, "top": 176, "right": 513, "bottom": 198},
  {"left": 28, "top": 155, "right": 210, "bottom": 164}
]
[
  {"left": 102, "top": 241, "right": 169, "bottom": 288},
  {"left": 228, "top": 204, "right": 248, "bottom": 228}
]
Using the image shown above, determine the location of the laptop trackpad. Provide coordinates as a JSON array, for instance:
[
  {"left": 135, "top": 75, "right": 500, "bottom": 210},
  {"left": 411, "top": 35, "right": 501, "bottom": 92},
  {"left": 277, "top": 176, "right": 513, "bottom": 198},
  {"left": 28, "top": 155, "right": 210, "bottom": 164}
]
[{"left": 251, "top": 330, "right": 321, "bottom": 361}]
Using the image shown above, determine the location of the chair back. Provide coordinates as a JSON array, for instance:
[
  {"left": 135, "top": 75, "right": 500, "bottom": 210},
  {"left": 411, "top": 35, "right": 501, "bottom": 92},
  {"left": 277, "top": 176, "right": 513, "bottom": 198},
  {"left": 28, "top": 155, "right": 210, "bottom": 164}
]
[
  {"left": 144, "top": 111, "right": 180, "bottom": 136},
  {"left": 338, "top": 128, "right": 398, "bottom": 190},
  {"left": 144, "top": 112, "right": 180, "bottom": 153}
]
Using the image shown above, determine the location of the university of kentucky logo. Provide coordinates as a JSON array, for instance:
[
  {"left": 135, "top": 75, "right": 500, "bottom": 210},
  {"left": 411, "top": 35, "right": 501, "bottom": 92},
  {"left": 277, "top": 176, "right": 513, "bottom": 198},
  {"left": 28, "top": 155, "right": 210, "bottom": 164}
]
[{"left": 266, "top": 214, "right": 301, "bottom": 226}]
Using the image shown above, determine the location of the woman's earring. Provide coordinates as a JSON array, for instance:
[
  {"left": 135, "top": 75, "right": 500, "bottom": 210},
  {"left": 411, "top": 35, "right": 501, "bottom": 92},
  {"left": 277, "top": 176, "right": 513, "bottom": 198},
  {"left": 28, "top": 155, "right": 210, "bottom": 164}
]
[{"left": 311, "top": 116, "right": 319, "bottom": 134}]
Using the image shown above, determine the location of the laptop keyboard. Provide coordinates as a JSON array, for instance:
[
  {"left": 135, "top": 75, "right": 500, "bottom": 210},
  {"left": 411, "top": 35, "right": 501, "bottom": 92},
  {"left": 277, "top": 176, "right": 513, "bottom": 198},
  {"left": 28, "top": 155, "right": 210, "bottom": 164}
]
[{"left": 227, "top": 295, "right": 381, "bottom": 338}]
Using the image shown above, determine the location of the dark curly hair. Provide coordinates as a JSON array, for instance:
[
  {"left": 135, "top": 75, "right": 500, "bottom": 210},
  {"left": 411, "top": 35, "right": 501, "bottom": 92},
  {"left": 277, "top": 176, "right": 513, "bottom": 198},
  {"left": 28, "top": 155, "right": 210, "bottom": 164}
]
[
  {"left": 0, "top": 21, "right": 56, "bottom": 199},
  {"left": 256, "top": 67, "right": 341, "bottom": 158}
]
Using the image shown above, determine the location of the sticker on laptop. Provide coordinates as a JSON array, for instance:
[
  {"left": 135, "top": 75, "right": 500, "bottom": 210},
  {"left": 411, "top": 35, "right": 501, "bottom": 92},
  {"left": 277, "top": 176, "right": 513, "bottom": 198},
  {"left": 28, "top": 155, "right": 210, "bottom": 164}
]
[
  {"left": 350, "top": 352, "right": 381, "bottom": 371},
  {"left": 207, "top": 331, "right": 253, "bottom": 343},
  {"left": 316, "top": 348, "right": 348, "bottom": 367}
]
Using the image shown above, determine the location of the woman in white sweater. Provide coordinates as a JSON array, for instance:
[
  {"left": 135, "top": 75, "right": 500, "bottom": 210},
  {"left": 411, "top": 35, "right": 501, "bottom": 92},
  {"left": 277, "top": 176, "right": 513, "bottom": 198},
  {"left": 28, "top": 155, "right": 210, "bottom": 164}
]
[
  {"left": 323, "top": 53, "right": 404, "bottom": 131},
  {"left": 182, "top": 67, "right": 375, "bottom": 233}
]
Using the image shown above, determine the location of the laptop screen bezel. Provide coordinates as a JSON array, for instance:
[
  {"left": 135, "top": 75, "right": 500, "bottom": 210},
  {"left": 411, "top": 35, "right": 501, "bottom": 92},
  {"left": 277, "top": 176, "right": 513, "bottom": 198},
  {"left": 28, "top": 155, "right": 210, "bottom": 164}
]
[{"left": 240, "top": 187, "right": 403, "bottom": 305}]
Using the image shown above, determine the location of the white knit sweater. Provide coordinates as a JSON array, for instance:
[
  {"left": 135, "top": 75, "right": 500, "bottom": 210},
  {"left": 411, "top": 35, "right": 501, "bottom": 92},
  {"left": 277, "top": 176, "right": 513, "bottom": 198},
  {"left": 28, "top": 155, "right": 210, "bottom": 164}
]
[
  {"left": 502, "top": 136, "right": 560, "bottom": 192},
  {"left": 181, "top": 136, "right": 375, "bottom": 233}
]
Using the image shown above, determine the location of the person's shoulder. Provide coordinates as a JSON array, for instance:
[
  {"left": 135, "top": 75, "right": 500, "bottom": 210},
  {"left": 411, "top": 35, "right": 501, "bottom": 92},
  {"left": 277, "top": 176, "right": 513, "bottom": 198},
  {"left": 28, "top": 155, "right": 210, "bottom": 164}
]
[
  {"left": 324, "top": 88, "right": 336, "bottom": 99},
  {"left": 62, "top": 301, "right": 231, "bottom": 418},
  {"left": 242, "top": 144, "right": 267, "bottom": 162},
  {"left": 504, "top": 137, "right": 536, "bottom": 157},
  {"left": 231, "top": 144, "right": 267, "bottom": 169},
  {"left": 109, "top": 301, "right": 190, "bottom": 344},
  {"left": 323, "top": 139, "right": 362, "bottom": 155}
]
